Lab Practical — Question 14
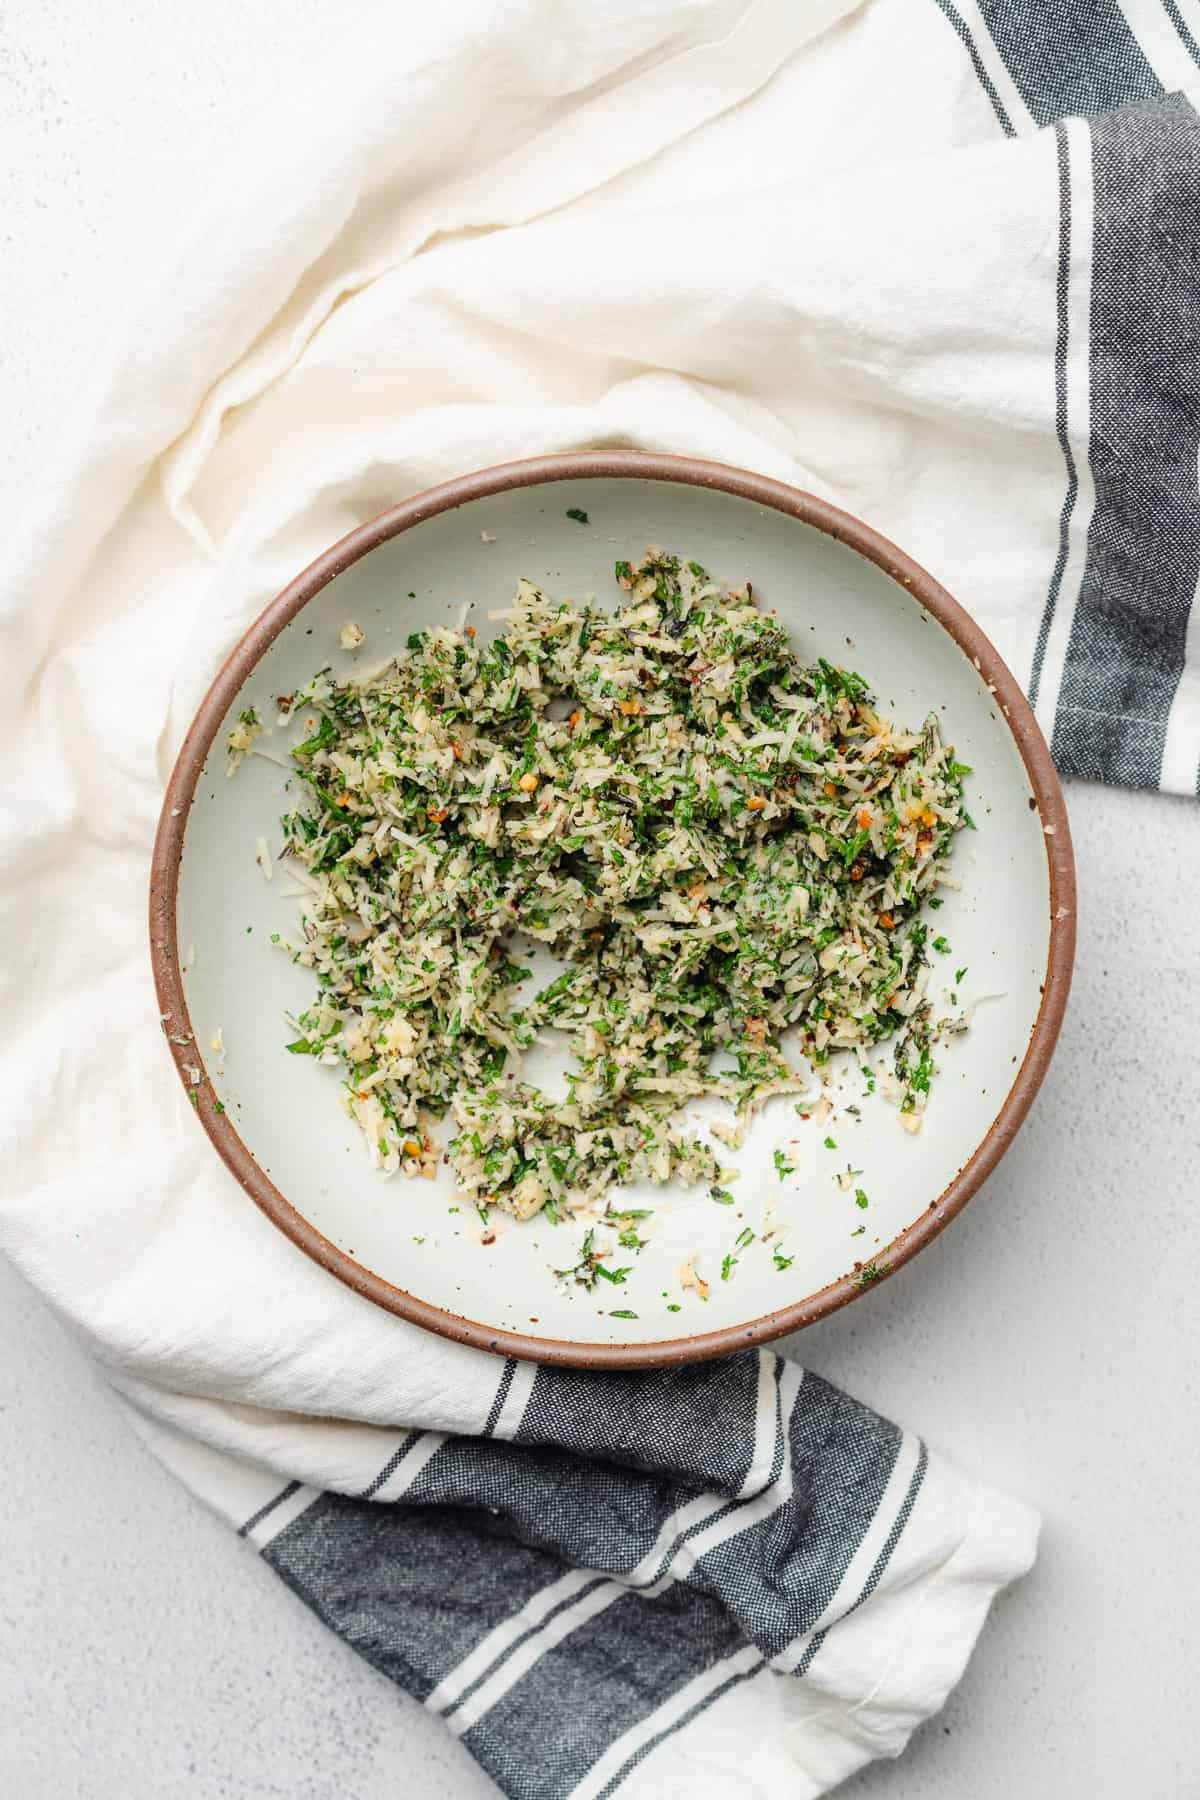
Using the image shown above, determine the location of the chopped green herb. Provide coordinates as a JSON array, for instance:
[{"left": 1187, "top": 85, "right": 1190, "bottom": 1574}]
[
  {"left": 267, "top": 548, "right": 970, "bottom": 1241},
  {"left": 294, "top": 713, "right": 337, "bottom": 757},
  {"left": 566, "top": 508, "right": 589, "bottom": 525},
  {"left": 910, "top": 1042, "right": 934, "bottom": 1095},
  {"left": 557, "top": 1228, "right": 628, "bottom": 1291},
  {"left": 606, "top": 1204, "right": 652, "bottom": 1252}
]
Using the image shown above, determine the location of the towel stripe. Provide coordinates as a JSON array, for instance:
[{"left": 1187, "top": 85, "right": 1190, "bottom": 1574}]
[
  {"left": 1160, "top": 541, "right": 1200, "bottom": 793},
  {"left": 1028, "top": 121, "right": 1078, "bottom": 714},
  {"left": 490, "top": 1355, "right": 537, "bottom": 1440},
  {"left": 514, "top": 1355, "right": 766, "bottom": 1496},
  {"left": 973, "top": 0, "right": 1160, "bottom": 126},
  {"left": 1052, "top": 91, "right": 1200, "bottom": 786},
  {"left": 1029, "top": 113, "right": 1097, "bottom": 744},
  {"left": 265, "top": 1493, "right": 581, "bottom": 1700},
  {"left": 367, "top": 1430, "right": 448, "bottom": 1502},
  {"left": 357, "top": 1429, "right": 424, "bottom": 1501},
  {"left": 469, "top": 1582, "right": 751, "bottom": 1791},
  {"left": 237, "top": 1479, "right": 301, "bottom": 1540},
  {"left": 1120, "top": 0, "right": 1200, "bottom": 83},
  {"left": 773, "top": 1428, "right": 926, "bottom": 1673},
  {"left": 240, "top": 1480, "right": 321, "bottom": 1549},
  {"left": 429, "top": 1569, "right": 612, "bottom": 1722},
  {"left": 842, "top": 1438, "right": 930, "bottom": 1613},
  {"left": 466, "top": 1369, "right": 900, "bottom": 1794},
  {"left": 575, "top": 1438, "right": 930, "bottom": 1799},
  {"left": 481, "top": 1357, "right": 518, "bottom": 1437},
  {"left": 1161, "top": 0, "right": 1200, "bottom": 65},
  {"left": 585, "top": 1645, "right": 768, "bottom": 1800},
  {"left": 430, "top": 1359, "right": 799, "bottom": 1731},
  {"left": 785, "top": 1436, "right": 930, "bottom": 1683},
  {"left": 929, "top": 0, "right": 1019, "bottom": 136}
]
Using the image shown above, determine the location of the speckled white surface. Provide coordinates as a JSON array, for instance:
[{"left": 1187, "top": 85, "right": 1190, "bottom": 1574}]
[{"left": 3, "top": 7, "right": 1199, "bottom": 1795}]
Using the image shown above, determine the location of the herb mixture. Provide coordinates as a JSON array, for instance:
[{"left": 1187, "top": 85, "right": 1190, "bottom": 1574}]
[{"left": 260, "top": 553, "right": 969, "bottom": 1222}]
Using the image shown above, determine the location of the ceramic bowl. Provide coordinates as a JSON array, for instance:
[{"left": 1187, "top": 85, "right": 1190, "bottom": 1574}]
[{"left": 151, "top": 454, "right": 1074, "bottom": 1366}]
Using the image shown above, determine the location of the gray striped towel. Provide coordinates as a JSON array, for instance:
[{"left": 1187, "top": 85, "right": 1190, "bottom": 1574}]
[
  {"left": 945, "top": 16, "right": 1200, "bottom": 793},
  {"left": 7, "top": 0, "right": 1199, "bottom": 1795},
  {"left": 129, "top": 1352, "right": 1036, "bottom": 1799}
]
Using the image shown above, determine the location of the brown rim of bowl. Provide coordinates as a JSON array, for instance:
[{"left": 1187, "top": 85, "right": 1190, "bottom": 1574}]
[{"left": 150, "top": 451, "right": 1076, "bottom": 1368}]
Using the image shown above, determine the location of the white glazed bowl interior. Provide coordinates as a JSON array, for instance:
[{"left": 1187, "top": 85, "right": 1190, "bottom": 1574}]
[{"left": 162, "top": 465, "right": 1070, "bottom": 1363}]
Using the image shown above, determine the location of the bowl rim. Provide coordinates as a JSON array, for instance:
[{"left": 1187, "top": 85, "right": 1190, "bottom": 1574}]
[{"left": 150, "top": 451, "right": 1076, "bottom": 1367}]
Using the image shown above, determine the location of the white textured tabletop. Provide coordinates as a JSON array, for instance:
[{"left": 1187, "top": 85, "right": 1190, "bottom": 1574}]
[{"left": 3, "top": 6, "right": 1198, "bottom": 1795}]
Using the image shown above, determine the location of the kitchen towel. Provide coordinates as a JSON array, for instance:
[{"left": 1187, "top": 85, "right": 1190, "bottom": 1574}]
[
  {"left": 127, "top": 1351, "right": 1036, "bottom": 1800},
  {"left": 4, "top": 0, "right": 1198, "bottom": 1792}
]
